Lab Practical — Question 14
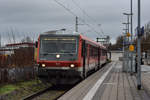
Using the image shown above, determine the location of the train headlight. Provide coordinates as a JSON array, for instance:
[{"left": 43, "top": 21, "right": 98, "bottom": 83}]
[
  {"left": 56, "top": 54, "right": 60, "bottom": 58},
  {"left": 42, "top": 64, "right": 46, "bottom": 67},
  {"left": 70, "top": 64, "right": 75, "bottom": 68}
]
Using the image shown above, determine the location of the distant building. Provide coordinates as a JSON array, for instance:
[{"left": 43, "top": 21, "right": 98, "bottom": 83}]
[
  {"left": 0, "top": 42, "right": 35, "bottom": 55},
  {"left": 6, "top": 42, "right": 35, "bottom": 49},
  {"left": 0, "top": 46, "right": 14, "bottom": 55}
]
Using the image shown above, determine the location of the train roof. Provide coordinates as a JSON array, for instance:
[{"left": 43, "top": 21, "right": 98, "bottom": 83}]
[
  {"left": 39, "top": 33, "right": 80, "bottom": 37},
  {"left": 79, "top": 34, "right": 106, "bottom": 49},
  {"left": 39, "top": 33, "right": 106, "bottom": 50}
]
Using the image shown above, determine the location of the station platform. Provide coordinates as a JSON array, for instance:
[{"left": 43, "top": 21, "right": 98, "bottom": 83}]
[{"left": 58, "top": 61, "right": 150, "bottom": 100}]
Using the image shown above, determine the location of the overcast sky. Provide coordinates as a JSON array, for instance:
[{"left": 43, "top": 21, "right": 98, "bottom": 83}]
[{"left": 0, "top": 0, "right": 150, "bottom": 45}]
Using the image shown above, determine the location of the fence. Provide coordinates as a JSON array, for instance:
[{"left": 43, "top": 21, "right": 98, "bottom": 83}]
[
  {"left": 0, "top": 47, "right": 37, "bottom": 84},
  {"left": 0, "top": 47, "right": 35, "bottom": 68},
  {"left": 0, "top": 67, "right": 37, "bottom": 83}
]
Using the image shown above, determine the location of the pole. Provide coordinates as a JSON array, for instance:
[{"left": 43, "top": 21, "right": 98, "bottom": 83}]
[
  {"left": 130, "top": 0, "right": 133, "bottom": 74},
  {"left": 125, "top": 24, "right": 128, "bottom": 72},
  {"left": 131, "top": 0, "right": 133, "bottom": 41},
  {"left": 75, "top": 16, "right": 78, "bottom": 32},
  {"left": 96, "top": 38, "right": 98, "bottom": 42},
  {"left": 0, "top": 34, "right": 1, "bottom": 47},
  {"left": 137, "top": 0, "right": 141, "bottom": 90}
]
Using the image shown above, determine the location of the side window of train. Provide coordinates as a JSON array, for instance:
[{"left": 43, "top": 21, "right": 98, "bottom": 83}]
[
  {"left": 94, "top": 47, "right": 98, "bottom": 57},
  {"left": 105, "top": 50, "right": 107, "bottom": 56},
  {"left": 105, "top": 50, "right": 106, "bottom": 56},
  {"left": 90, "top": 45, "right": 93, "bottom": 57},
  {"left": 102, "top": 49, "right": 106, "bottom": 56},
  {"left": 103, "top": 50, "right": 105, "bottom": 56},
  {"left": 89, "top": 45, "right": 92, "bottom": 57},
  {"left": 102, "top": 49, "right": 103, "bottom": 56}
]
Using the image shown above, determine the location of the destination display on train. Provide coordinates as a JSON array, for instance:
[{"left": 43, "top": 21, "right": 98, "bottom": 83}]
[{"left": 43, "top": 38, "right": 76, "bottom": 41}]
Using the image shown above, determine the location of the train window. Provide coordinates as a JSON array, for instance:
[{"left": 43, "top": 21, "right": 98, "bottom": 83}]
[
  {"left": 89, "top": 45, "right": 93, "bottom": 57},
  {"left": 102, "top": 49, "right": 106, "bottom": 56},
  {"left": 95, "top": 47, "right": 98, "bottom": 57},
  {"left": 40, "top": 37, "right": 77, "bottom": 54},
  {"left": 102, "top": 49, "right": 103, "bottom": 56},
  {"left": 89, "top": 45, "right": 98, "bottom": 58}
]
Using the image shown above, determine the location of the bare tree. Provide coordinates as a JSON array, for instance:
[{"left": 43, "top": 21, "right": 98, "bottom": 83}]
[{"left": 21, "top": 36, "right": 33, "bottom": 43}]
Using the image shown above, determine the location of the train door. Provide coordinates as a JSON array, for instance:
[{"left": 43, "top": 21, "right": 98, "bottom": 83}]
[{"left": 82, "top": 40, "right": 87, "bottom": 78}]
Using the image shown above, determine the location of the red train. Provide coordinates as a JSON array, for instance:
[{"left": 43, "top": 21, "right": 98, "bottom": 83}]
[{"left": 36, "top": 33, "right": 108, "bottom": 84}]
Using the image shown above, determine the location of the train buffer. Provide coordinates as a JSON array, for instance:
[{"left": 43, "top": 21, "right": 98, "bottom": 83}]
[{"left": 58, "top": 61, "right": 150, "bottom": 100}]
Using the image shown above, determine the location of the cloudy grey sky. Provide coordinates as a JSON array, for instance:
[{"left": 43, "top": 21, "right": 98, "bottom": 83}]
[{"left": 0, "top": 0, "right": 150, "bottom": 45}]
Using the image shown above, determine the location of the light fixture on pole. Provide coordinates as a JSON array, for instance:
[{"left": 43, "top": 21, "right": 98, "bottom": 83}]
[{"left": 123, "top": 13, "right": 131, "bottom": 34}]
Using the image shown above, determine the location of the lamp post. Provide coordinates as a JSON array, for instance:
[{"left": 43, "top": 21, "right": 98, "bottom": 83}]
[
  {"left": 137, "top": 0, "right": 141, "bottom": 90},
  {"left": 129, "top": 0, "right": 134, "bottom": 74}
]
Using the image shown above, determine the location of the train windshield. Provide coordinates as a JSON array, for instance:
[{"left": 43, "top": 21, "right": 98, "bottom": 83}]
[{"left": 40, "top": 37, "right": 77, "bottom": 54}]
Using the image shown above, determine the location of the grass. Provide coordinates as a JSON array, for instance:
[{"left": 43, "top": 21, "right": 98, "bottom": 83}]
[
  {"left": 0, "top": 79, "right": 41, "bottom": 95},
  {"left": 0, "top": 84, "right": 18, "bottom": 95},
  {"left": 17, "top": 80, "right": 41, "bottom": 88},
  {"left": 0, "top": 79, "right": 52, "bottom": 100}
]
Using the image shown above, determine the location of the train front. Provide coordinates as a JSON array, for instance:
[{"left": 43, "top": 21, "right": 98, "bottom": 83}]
[{"left": 37, "top": 34, "right": 82, "bottom": 84}]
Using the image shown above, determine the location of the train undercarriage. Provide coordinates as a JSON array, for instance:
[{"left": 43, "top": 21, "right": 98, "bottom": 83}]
[{"left": 38, "top": 67, "right": 83, "bottom": 85}]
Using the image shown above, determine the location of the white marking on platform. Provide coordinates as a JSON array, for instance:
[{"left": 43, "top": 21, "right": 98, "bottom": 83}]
[
  {"left": 83, "top": 63, "right": 115, "bottom": 100},
  {"left": 103, "top": 82, "right": 117, "bottom": 85}
]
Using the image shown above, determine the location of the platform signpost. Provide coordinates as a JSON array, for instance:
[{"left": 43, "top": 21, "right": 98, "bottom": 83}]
[{"left": 129, "top": 44, "right": 134, "bottom": 73}]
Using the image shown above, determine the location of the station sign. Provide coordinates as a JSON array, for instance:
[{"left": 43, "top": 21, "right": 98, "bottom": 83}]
[
  {"left": 126, "top": 32, "right": 131, "bottom": 37},
  {"left": 141, "top": 26, "right": 144, "bottom": 35},
  {"left": 135, "top": 26, "right": 144, "bottom": 36},
  {"left": 129, "top": 44, "right": 134, "bottom": 51}
]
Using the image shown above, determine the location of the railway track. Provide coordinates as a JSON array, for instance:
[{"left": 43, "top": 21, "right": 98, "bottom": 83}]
[
  {"left": 22, "top": 63, "right": 109, "bottom": 100},
  {"left": 22, "top": 85, "right": 74, "bottom": 100}
]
